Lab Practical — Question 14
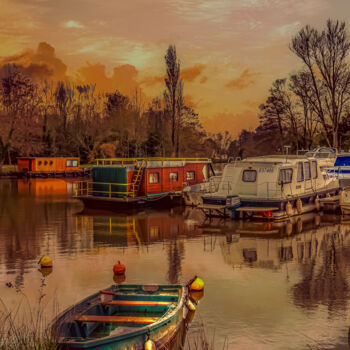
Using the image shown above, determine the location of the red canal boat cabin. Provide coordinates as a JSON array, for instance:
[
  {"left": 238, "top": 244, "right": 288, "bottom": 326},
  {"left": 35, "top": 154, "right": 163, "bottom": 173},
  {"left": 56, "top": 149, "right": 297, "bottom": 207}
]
[{"left": 17, "top": 157, "right": 80, "bottom": 173}]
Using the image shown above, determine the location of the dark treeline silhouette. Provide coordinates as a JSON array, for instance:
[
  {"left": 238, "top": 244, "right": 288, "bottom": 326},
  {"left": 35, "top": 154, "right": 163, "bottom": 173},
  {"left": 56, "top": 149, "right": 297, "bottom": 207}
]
[
  {"left": 0, "top": 45, "right": 229, "bottom": 165},
  {"left": 230, "top": 19, "right": 350, "bottom": 159},
  {"left": 3, "top": 20, "right": 349, "bottom": 165}
]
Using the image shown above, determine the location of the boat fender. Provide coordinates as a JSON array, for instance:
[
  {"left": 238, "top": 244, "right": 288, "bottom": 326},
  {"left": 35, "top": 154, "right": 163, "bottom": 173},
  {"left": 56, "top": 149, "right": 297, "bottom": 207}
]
[
  {"left": 144, "top": 339, "right": 156, "bottom": 350},
  {"left": 339, "top": 189, "right": 345, "bottom": 205},
  {"left": 187, "top": 299, "right": 196, "bottom": 312},
  {"left": 315, "top": 196, "right": 320, "bottom": 211},
  {"left": 285, "top": 201, "right": 293, "bottom": 217},
  {"left": 38, "top": 255, "right": 53, "bottom": 268},
  {"left": 296, "top": 198, "right": 302, "bottom": 215},
  {"left": 113, "top": 261, "right": 126, "bottom": 275},
  {"left": 190, "top": 277, "right": 204, "bottom": 291}
]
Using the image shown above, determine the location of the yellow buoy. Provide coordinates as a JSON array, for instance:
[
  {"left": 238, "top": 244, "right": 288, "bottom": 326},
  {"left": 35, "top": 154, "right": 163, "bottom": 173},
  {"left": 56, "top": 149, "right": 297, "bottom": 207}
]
[
  {"left": 39, "top": 255, "right": 53, "bottom": 268},
  {"left": 144, "top": 339, "right": 156, "bottom": 350},
  {"left": 190, "top": 277, "right": 204, "bottom": 291},
  {"left": 187, "top": 299, "right": 196, "bottom": 311}
]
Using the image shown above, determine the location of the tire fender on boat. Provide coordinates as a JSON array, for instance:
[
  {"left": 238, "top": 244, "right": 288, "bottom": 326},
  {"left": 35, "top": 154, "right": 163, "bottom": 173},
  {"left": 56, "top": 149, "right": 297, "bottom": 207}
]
[
  {"left": 296, "top": 198, "right": 302, "bottom": 215},
  {"left": 315, "top": 196, "right": 320, "bottom": 211},
  {"left": 285, "top": 201, "right": 293, "bottom": 217}
]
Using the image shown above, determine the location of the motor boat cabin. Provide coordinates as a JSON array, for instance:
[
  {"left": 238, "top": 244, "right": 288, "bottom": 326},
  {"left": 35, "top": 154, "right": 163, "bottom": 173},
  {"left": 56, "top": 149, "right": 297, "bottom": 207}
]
[{"left": 202, "top": 155, "right": 340, "bottom": 220}]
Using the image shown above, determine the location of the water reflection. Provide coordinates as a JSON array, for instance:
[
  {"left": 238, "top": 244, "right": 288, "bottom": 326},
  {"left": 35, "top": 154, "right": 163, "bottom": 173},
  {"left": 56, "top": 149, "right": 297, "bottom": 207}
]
[{"left": 1, "top": 179, "right": 350, "bottom": 349}]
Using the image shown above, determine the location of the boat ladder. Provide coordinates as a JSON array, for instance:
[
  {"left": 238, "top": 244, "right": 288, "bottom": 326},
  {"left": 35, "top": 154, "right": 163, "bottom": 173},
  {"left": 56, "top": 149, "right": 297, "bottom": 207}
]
[{"left": 130, "top": 161, "right": 145, "bottom": 197}]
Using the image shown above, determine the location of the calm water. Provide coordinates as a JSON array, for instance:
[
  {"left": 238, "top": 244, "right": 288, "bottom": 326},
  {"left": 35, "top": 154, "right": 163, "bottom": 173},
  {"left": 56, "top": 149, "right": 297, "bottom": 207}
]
[{"left": 0, "top": 178, "right": 350, "bottom": 349}]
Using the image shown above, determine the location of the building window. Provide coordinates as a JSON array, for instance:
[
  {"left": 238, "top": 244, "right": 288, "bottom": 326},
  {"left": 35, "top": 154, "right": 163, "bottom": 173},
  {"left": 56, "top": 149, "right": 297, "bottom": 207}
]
[
  {"left": 169, "top": 172, "right": 178, "bottom": 182},
  {"left": 242, "top": 170, "right": 257, "bottom": 182},
  {"left": 311, "top": 161, "right": 317, "bottom": 179},
  {"left": 278, "top": 168, "right": 293, "bottom": 184},
  {"left": 186, "top": 171, "right": 195, "bottom": 181},
  {"left": 72, "top": 160, "right": 78, "bottom": 167},
  {"left": 149, "top": 172, "right": 159, "bottom": 184},
  {"left": 304, "top": 162, "right": 311, "bottom": 180},
  {"left": 297, "top": 162, "right": 304, "bottom": 182}
]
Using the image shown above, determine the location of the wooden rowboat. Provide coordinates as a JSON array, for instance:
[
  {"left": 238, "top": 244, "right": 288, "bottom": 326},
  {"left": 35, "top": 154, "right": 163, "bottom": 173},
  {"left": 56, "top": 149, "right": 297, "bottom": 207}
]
[{"left": 52, "top": 282, "right": 194, "bottom": 349}]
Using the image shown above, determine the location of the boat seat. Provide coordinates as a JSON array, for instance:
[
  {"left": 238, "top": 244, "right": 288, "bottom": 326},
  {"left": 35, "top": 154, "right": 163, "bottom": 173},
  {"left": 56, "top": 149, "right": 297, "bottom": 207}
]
[
  {"left": 76, "top": 315, "right": 159, "bottom": 324},
  {"left": 101, "top": 300, "right": 172, "bottom": 307}
]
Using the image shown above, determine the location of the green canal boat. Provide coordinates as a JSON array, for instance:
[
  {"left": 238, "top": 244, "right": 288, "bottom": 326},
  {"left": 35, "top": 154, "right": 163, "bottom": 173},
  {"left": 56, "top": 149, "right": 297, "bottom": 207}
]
[{"left": 52, "top": 282, "right": 193, "bottom": 349}]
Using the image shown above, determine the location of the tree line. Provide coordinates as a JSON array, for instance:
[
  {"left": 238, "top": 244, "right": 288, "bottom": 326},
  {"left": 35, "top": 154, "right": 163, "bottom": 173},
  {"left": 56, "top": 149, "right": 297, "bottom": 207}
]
[
  {"left": 0, "top": 45, "right": 229, "bottom": 166},
  {"left": 2, "top": 19, "right": 349, "bottom": 166},
  {"left": 231, "top": 19, "right": 350, "bottom": 158}
]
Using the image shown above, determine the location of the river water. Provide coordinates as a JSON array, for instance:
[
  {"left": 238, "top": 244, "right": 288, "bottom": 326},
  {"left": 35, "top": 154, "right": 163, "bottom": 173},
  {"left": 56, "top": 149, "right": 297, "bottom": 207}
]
[{"left": 0, "top": 178, "right": 349, "bottom": 349}]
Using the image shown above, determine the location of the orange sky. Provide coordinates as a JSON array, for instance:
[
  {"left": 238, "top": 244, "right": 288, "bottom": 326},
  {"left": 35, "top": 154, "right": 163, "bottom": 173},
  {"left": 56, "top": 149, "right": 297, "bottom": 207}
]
[{"left": 1, "top": 0, "right": 350, "bottom": 136}]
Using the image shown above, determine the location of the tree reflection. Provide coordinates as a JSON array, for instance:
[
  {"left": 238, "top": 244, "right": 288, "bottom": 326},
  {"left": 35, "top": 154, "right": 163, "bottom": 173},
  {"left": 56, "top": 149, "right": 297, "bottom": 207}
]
[{"left": 292, "top": 231, "right": 349, "bottom": 316}]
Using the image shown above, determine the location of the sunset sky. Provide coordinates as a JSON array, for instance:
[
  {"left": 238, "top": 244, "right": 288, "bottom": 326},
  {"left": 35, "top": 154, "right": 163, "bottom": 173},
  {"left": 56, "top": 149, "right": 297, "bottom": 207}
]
[{"left": 1, "top": 0, "right": 350, "bottom": 136}]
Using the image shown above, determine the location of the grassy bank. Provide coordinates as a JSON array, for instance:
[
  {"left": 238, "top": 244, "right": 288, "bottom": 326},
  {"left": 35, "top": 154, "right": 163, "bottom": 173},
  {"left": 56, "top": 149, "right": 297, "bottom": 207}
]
[{"left": 0, "top": 165, "right": 17, "bottom": 174}]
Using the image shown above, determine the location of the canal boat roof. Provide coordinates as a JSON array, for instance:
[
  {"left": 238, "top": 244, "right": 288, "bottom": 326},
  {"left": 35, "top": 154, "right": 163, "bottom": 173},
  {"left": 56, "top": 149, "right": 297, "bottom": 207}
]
[
  {"left": 17, "top": 156, "right": 79, "bottom": 159},
  {"left": 237, "top": 155, "right": 310, "bottom": 165},
  {"left": 95, "top": 157, "right": 212, "bottom": 167}
]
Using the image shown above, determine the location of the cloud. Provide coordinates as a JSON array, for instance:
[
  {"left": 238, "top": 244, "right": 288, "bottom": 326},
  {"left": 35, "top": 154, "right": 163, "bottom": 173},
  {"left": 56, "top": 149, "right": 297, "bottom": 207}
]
[
  {"left": 181, "top": 64, "right": 206, "bottom": 82},
  {"left": 225, "top": 69, "right": 260, "bottom": 90},
  {"left": 77, "top": 62, "right": 145, "bottom": 97},
  {"left": 63, "top": 20, "right": 85, "bottom": 29},
  {"left": 0, "top": 42, "right": 67, "bottom": 81},
  {"left": 140, "top": 63, "right": 206, "bottom": 87}
]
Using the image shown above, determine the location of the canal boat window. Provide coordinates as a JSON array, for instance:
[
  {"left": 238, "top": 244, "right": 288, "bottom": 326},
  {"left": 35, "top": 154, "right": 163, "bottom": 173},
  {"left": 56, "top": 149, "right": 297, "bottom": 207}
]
[
  {"left": 278, "top": 168, "right": 293, "bottom": 184},
  {"left": 72, "top": 160, "right": 78, "bottom": 167},
  {"left": 186, "top": 171, "right": 195, "bottom": 180},
  {"left": 149, "top": 172, "right": 159, "bottom": 184},
  {"left": 311, "top": 161, "right": 317, "bottom": 179},
  {"left": 66, "top": 160, "right": 73, "bottom": 167},
  {"left": 44, "top": 160, "right": 48, "bottom": 165},
  {"left": 304, "top": 162, "right": 311, "bottom": 180},
  {"left": 242, "top": 170, "right": 257, "bottom": 182},
  {"left": 297, "top": 162, "right": 304, "bottom": 182},
  {"left": 169, "top": 172, "right": 178, "bottom": 182},
  {"left": 49, "top": 160, "right": 53, "bottom": 165},
  {"left": 38, "top": 160, "right": 42, "bottom": 165}
]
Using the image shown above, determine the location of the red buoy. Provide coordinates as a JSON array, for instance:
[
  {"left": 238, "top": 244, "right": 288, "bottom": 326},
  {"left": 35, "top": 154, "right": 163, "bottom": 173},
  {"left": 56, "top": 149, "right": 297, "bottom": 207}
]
[{"left": 113, "top": 261, "right": 126, "bottom": 275}]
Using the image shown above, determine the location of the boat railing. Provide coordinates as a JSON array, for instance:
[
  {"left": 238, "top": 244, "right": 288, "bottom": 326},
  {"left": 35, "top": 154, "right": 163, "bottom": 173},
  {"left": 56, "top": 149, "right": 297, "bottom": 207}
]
[
  {"left": 95, "top": 157, "right": 211, "bottom": 166},
  {"left": 74, "top": 181, "right": 133, "bottom": 198}
]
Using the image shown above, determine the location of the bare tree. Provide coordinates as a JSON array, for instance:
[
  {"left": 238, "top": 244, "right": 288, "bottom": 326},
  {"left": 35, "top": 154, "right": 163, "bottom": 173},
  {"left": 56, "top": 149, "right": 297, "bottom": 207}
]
[
  {"left": 290, "top": 19, "right": 350, "bottom": 148},
  {"left": 164, "top": 45, "right": 181, "bottom": 156}
]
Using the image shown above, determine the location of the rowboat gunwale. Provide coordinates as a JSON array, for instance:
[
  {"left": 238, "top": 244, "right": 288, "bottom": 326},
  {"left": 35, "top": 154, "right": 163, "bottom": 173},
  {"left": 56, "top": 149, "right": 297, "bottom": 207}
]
[{"left": 52, "top": 283, "right": 188, "bottom": 349}]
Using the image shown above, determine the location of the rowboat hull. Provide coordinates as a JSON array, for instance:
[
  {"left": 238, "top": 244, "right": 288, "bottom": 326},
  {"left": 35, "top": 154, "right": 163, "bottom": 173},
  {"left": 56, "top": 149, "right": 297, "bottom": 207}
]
[{"left": 52, "top": 284, "right": 190, "bottom": 349}]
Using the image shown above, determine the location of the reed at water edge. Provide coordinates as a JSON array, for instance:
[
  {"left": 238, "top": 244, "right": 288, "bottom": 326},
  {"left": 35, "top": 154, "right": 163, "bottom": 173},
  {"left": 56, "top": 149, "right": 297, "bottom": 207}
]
[{"left": 0, "top": 279, "right": 57, "bottom": 350}]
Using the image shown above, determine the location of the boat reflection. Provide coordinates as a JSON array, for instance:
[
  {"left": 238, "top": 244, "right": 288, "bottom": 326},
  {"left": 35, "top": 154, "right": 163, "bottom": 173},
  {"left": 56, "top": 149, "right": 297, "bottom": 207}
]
[{"left": 17, "top": 178, "right": 77, "bottom": 197}]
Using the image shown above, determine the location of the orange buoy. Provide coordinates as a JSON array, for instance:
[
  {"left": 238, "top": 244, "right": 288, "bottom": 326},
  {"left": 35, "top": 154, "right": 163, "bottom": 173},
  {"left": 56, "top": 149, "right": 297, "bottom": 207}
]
[{"left": 113, "top": 261, "right": 126, "bottom": 275}]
